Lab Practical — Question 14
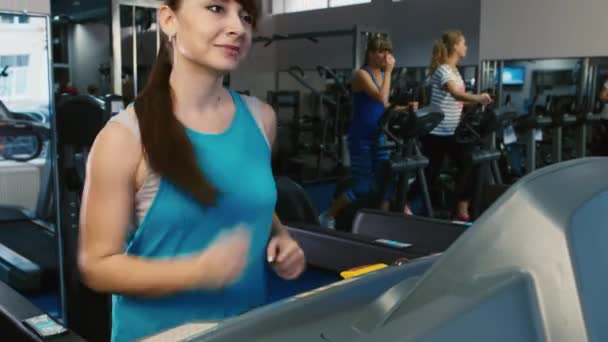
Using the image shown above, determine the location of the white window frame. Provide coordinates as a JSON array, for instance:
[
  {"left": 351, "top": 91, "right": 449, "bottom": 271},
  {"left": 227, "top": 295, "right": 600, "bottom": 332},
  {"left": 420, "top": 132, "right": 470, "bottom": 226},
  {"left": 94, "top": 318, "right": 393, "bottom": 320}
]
[{"left": 269, "top": 0, "right": 371, "bottom": 15}]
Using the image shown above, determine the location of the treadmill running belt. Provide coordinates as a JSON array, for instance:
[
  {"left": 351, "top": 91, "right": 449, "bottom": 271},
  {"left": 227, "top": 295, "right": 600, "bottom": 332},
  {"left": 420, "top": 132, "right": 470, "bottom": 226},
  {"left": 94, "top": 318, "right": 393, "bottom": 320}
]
[{"left": 0, "top": 222, "right": 58, "bottom": 292}]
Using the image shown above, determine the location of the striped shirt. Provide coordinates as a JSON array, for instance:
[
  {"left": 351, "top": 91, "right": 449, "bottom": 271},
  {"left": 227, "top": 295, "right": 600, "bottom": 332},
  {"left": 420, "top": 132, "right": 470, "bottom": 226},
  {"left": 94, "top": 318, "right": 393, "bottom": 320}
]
[{"left": 430, "top": 64, "right": 465, "bottom": 136}]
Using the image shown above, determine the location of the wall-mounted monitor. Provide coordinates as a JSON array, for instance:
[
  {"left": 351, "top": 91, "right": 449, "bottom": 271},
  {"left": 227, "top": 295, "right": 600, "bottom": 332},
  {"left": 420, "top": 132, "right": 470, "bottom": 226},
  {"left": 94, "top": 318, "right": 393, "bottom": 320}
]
[{"left": 500, "top": 66, "right": 526, "bottom": 86}]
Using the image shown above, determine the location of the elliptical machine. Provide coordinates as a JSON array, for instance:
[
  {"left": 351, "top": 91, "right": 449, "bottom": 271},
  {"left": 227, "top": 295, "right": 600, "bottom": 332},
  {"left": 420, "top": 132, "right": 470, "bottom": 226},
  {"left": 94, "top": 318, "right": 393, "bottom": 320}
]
[
  {"left": 334, "top": 104, "right": 444, "bottom": 231},
  {"left": 452, "top": 104, "right": 518, "bottom": 218}
]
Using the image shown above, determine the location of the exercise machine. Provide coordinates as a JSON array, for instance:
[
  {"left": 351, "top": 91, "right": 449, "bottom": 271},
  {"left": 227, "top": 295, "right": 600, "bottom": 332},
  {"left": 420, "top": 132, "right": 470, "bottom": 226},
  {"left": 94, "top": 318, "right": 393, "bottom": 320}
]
[
  {"left": 0, "top": 114, "right": 56, "bottom": 294},
  {"left": 377, "top": 105, "right": 443, "bottom": 216},
  {"left": 146, "top": 157, "right": 608, "bottom": 342},
  {"left": 453, "top": 105, "right": 518, "bottom": 218},
  {"left": 271, "top": 65, "right": 347, "bottom": 181},
  {"left": 54, "top": 95, "right": 113, "bottom": 342},
  {"left": 351, "top": 209, "right": 466, "bottom": 255},
  {"left": 331, "top": 102, "right": 444, "bottom": 231},
  {"left": 275, "top": 175, "right": 466, "bottom": 260},
  {"left": 0, "top": 279, "right": 84, "bottom": 341}
]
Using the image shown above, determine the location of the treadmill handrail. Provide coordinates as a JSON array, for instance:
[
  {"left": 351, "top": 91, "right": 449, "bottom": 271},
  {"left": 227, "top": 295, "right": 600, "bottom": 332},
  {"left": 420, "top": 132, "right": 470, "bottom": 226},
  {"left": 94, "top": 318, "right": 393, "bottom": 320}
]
[
  {"left": 0, "top": 243, "right": 40, "bottom": 274},
  {"left": 286, "top": 224, "right": 419, "bottom": 272}
]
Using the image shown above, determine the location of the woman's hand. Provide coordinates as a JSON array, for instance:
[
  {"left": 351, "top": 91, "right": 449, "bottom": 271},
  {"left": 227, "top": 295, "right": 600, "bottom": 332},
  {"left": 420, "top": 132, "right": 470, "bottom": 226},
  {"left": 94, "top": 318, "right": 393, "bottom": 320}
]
[
  {"left": 267, "top": 233, "right": 306, "bottom": 280},
  {"left": 194, "top": 226, "right": 251, "bottom": 289},
  {"left": 385, "top": 53, "right": 396, "bottom": 72},
  {"left": 477, "top": 93, "right": 493, "bottom": 105}
]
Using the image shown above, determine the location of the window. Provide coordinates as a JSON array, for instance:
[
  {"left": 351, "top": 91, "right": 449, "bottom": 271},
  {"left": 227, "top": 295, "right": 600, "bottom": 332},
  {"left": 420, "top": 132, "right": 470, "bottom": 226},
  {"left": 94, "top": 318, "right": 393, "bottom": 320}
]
[
  {"left": 330, "top": 0, "right": 370, "bottom": 7},
  {"left": 0, "top": 14, "right": 30, "bottom": 24},
  {"left": 271, "top": 0, "right": 370, "bottom": 14},
  {"left": 0, "top": 55, "right": 30, "bottom": 99}
]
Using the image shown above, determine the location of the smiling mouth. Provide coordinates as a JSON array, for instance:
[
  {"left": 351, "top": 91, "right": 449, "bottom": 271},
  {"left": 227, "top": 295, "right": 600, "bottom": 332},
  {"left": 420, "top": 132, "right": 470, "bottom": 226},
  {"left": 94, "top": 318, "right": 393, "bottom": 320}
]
[{"left": 217, "top": 45, "right": 241, "bottom": 55}]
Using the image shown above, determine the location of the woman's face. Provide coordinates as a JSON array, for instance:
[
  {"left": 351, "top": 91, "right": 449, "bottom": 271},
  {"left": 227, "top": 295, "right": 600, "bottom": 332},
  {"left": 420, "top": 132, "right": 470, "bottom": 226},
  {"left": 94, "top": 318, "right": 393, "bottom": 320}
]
[
  {"left": 454, "top": 36, "right": 467, "bottom": 59},
  {"left": 161, "top": 0, "right": 255, "bottom": 73},
  {"left": 369, "top": 49, "right": 390, "bottom": 69}
]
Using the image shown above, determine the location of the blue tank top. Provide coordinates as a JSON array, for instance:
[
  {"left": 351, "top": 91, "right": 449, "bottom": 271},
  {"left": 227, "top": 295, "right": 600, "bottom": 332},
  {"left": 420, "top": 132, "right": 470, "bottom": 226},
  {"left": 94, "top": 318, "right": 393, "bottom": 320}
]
[
  {"left": 349, "top": 67, "right": 385, "bottom": 139},
  {"left": 111, "top": 90, "right": 277, "bottom": 342}
]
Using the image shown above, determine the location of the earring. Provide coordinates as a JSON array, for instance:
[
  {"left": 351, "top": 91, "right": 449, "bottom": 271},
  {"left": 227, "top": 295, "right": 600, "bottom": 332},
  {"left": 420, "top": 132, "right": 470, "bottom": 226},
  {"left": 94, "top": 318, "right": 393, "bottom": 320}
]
[{"left": 169, "top": 34, "right": 176, "bottom": 43}]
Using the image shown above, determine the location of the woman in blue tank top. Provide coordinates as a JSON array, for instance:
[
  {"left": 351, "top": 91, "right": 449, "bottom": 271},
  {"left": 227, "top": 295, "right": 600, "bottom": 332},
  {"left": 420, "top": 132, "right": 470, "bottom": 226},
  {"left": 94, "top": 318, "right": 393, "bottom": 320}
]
[
  {"left": 321, "top": 36, "right": 412, "bottom": 227},
  {"left": 78, "top": 1, "right": 305, "bottom": 341}
]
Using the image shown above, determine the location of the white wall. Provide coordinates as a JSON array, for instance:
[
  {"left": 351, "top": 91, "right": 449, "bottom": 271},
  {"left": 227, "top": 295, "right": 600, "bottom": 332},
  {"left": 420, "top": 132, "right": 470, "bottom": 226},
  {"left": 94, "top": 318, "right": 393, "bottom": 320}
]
[
  {"left": 272, "top": 0, "right": 481, "bottom": 69},
  {"left": 480, "top": 0, "right": 608, "bottom": 60},
  {"left": 0, "top": 0, "right": 50, "bottom": 14},
  {"left": 69, "top": 21, "right": 111, "bottom": 94},
  {"left": 231, "top": 8, "right": 278, "bottom": 100},
  {"left": 233, "top": 0, "right": 480, "bottom": 103}
]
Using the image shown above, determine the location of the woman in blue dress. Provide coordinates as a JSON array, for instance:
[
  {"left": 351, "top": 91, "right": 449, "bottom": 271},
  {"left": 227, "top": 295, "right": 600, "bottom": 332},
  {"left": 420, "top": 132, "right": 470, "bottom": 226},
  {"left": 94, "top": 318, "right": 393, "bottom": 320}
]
[
  {"left": 78, "top": 1, "right": 306, "bottom": 341},
  {"left": 321, "top": 36, "right": 406, "bottom": 227}
]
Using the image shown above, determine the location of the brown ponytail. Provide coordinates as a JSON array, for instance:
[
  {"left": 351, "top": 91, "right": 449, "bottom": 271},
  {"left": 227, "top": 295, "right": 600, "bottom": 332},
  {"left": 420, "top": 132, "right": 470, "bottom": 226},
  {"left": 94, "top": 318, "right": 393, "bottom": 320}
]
[
  {"left": 133, "top": 0, "right": 259, "bottom": 206},
  {"left": 430, "top": 30, "right": 464, "bottom": 73},
  {"left": 134, "top": 36, "right": 218, "bottom": 205}
]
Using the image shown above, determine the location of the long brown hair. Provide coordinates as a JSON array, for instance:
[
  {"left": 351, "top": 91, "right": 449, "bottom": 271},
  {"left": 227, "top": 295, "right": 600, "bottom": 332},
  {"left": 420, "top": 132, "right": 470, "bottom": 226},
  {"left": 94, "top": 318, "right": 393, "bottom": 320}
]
[
  {"left": 134, "top": 0, "right": 259, "bottom": 206},
  {"left": 430, "top": 30, "right": 464, "bottom": 73}
]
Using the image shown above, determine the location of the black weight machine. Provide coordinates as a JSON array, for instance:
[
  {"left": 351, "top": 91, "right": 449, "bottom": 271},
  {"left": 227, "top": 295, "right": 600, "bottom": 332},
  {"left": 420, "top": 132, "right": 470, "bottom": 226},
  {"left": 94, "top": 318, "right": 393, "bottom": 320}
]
[{"left": 268, "top": 66, "right": 349, "bottom": 181}]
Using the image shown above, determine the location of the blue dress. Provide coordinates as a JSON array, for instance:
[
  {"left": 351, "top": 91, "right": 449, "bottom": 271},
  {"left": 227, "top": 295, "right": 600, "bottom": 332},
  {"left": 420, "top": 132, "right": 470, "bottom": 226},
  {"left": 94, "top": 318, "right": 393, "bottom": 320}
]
[
  {"left": 111, "top": 90, "right": 277, "bottom": 342},
  {"left": 345, "top": 67, "right": 392, "bottom": 202}
]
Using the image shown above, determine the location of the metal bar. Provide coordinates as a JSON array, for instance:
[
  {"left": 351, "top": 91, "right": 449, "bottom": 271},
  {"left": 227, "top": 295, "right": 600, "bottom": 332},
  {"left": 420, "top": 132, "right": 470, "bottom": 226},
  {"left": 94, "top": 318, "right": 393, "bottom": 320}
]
[
  {"left": 253, "top": 29, "right": 355, "bottom": 43},
  {"left": 471, "top": 164, "right": 487, "bottom": 219},
  {"left": 586, "top": 64, "right": 599, "bottom": 154},
  {"left": 491, "top": 159, "right": 503, "bottom": 185},
  {"left": 590, "top": 63, "right": 598, "bottom": 108},
  {"left": 353, "top": 24, "right": 360, "bottom": 70},
  {"left": 156, "top": 8, "right": 160, "bottom": 53},
  {"left": 111, "top": 0, "right": 122, "bottom": 95},
  {"left": 575, "top": 59, "right": 591, "bottom": 157},
  {"left": 476, "top": 61, "right": 483, "bottom": 94},
  {"left": 414, "top": 144, "right": 433, "bottom": 218},
  {"left": 577, "top": 122, "right": 587, "bottom": 158},
  {"left": 552, "top": 126, "right": 562, "bottom": 163},
  {"left": 492, "top": 60, "right": 504, "bottom": 151},
  {"left": 132, "top": 6, "right": 138, "bottom": 96},
  {"left": 497, "top": 61, "right": 504, "bottom": 109},
  {"left": 46, "top": 13, "right": 68, "bottom": 326},
  {"left": 578, "top": 58, "right": 590, "bottom": 106},
  {"left": 526, "top": 130, "right": 536, "bottom": 173}
]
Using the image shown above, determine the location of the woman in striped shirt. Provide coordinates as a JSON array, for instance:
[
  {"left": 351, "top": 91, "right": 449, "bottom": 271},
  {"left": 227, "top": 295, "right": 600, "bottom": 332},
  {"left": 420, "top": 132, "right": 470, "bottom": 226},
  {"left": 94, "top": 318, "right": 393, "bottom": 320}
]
[{"left": 422, "top": 30, "right": 492, "bottom": 221}]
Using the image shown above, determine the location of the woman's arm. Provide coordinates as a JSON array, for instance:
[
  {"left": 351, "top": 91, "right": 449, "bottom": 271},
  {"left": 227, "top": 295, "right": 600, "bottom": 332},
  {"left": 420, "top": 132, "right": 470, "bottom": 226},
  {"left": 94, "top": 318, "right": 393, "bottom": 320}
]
[
  {"left": 257, "top": 100, "right": 306, "bottom": 279},
  {"left": 444, "top": 80, "right": 491, "bottom": 104},
  {"left": 436, "top": 65, "right": 491, "bottom": 105},
  {"left": 352, "top": 69, "right": 393, "bottom": 107}
]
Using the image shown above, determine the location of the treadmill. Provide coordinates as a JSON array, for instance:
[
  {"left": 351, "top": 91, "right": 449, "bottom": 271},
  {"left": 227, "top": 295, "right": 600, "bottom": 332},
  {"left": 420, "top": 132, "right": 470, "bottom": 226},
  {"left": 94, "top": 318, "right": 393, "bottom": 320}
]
[
  {"left": 0, "top": 112, "right": 57, "bottom": 294},
  {"left": 59, "top": 199, "right": 449, "bottom": 341},
  {"left": 0, "top": 95, "right": 109, "bottom": 295},
  {"left": 144, "top": 157, "right": 608, "bottom": 342},
  {"left": 0, "top": 278, "right": 84, "bottom": 341}
]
